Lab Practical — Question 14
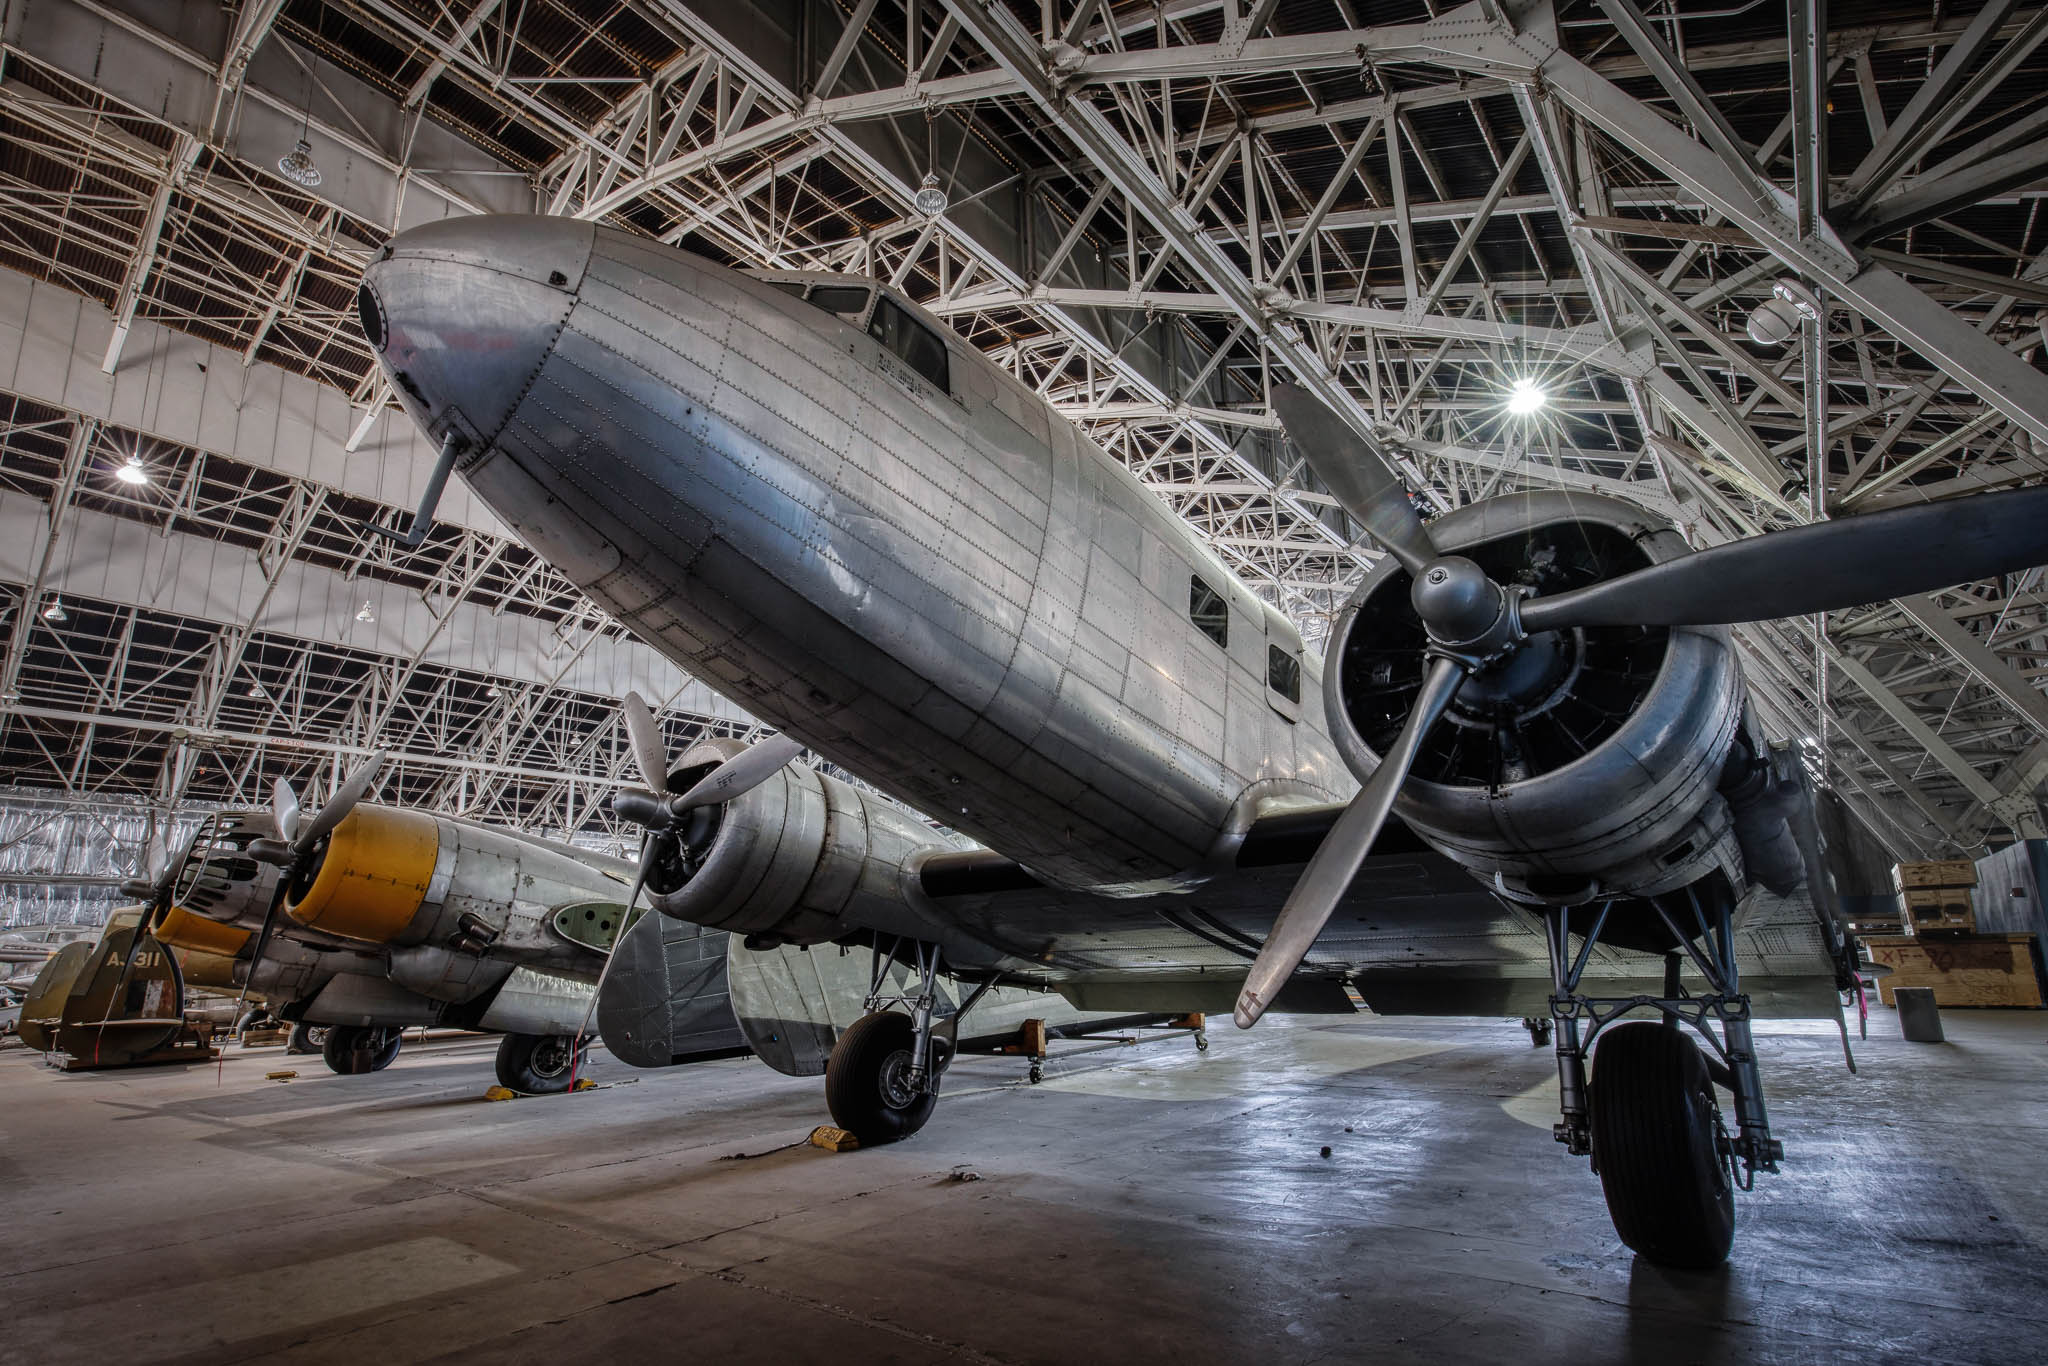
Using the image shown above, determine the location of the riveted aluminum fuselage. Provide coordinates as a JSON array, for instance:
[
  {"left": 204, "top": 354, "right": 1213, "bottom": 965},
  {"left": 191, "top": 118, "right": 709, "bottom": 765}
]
[{"left": 364, "top": 218, "right": 1350, "bottom": 895}]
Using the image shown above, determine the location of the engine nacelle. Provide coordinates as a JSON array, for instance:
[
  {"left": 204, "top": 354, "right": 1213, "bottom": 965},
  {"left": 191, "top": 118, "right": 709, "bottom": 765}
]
[
  {"left": 644, "top": 739, "right": 966, "bottom": 945},
  {"left": 285, "top": 804, "right": 440, "bottom": 942},
  {"left": 1325, "top": 491, "right": 1752, "bottom": 904},
  {"left": 281, "top": 805, "right": 632, "bottom": 968}
]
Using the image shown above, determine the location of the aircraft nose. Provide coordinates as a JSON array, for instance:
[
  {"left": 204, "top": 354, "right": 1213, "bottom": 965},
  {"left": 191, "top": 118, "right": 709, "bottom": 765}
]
[{"left": 358, "top": 215, "right": 596, "bottom": 449}]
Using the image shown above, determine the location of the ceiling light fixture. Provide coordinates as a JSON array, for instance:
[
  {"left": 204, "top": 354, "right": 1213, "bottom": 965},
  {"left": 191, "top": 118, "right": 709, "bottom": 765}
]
[
  {"left": 913, "top": 112, "right": 948, "bottom": 217},
  {"left": 1506, "top": 378, "right": 1547, "bottom": 416},
  {"left": 42, "top": 598, "right": 67, "bottom": 623},
  {"left": 355, "top": 601, "right": 376, "bottom": 624},
  {"left": 115, "top": 456, "right": 149, "bottom": 486},
  {"left": 1744, "top": 277, "right": 1823, "bottom": 347},
  {"left": 278, "top": 84, "right": 323, "bottom": 189},
  {"left": 278, "top": 137, "right": 322, "bottom": 189}
]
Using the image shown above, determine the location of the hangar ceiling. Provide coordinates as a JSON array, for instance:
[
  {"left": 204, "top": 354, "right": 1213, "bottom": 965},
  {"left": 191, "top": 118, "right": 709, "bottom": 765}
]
[{"left": 3, "top": 0, "right": 2048, "bottom": 910}]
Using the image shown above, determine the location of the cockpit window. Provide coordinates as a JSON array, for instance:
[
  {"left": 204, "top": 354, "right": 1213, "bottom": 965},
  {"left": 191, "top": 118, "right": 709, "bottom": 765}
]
[
  {"left": 807, "top": 285, "right": 871, "bottom": 320},
  {"left": 767, "top": 280, "right": 806, "bottom": 299},
  {"left": 868, "top": 297, "right": 950, "bottom": 392},
  {"left": 1190, "top": 576, "right": 1228, "bottom": 649}
]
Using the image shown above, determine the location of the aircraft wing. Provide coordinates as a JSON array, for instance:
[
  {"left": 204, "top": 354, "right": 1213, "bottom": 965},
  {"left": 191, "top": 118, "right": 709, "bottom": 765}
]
[{"left": 918, "top": 805, "right": 1843, "bottom": 1021}]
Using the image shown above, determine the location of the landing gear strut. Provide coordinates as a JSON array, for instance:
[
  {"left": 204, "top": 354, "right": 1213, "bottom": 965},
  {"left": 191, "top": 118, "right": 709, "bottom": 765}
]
[
  {"left": 825, "top": 938, "right": 991, "bottom": 1145},
  {"left": 1541, "top": 886, "right": 1782, "bottom": 1268}
]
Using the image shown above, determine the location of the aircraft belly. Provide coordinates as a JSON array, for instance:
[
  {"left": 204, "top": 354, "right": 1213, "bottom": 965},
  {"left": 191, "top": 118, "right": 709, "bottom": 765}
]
[
  {"left": 929, "top": 851, "right": 1842, "bottom": 1019},
  {"left": 478, "top": 231, "right": 1253, "bottom": 891}
]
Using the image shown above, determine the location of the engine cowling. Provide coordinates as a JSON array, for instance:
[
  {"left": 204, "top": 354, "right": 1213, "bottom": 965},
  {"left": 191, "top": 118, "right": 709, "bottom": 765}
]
[
  {"left": 285, "top": 804, "right": 440, "bottom": 941},
  {"left": 1324, "top": 491, "right": 1752, "bottom": 904},
  {"left": 644, "top": 739, "right": 967, "bottom": 946},
  {"left": 167, "top": 813, "right": 283, "bottom": 930}
]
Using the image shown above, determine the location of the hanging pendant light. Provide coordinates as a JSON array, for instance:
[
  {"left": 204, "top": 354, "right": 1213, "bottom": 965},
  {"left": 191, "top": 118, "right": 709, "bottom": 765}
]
[
  {"left": 277, "top": 138, "right": 322, "bottom": 189},
  {"left": 279, "top": 82, "right": 322, "bottom": 189},
  {"left": 913, "top": 113, "right": 947, "bottom": 217}
]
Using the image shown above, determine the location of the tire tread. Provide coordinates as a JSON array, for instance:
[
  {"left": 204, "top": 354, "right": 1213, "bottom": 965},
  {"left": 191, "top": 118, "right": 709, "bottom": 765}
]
[{"left": 1590, "top": 1020, "right": 1735, "bottom": 1268}]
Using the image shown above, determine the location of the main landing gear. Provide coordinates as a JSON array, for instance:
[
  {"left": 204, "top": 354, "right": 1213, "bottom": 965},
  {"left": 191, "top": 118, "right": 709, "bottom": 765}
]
[
  {"left": 286, "top": 1022, "right": 328, "bottom": 1055},
  {"left": 825, "top": 938, "right": 993, "bottom": 1146},
  {"left": 496, "top": 1032, "right": 586, "bottom": 1094},
  {"left": 321, "top": 1024, "right": 403, "bottom": 1075},
  {"left": 1541, "top": 886, "right": 1782, "bottom": 1269}
]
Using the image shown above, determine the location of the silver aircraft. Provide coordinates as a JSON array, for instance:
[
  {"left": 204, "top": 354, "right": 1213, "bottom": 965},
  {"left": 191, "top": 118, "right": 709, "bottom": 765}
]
[{"left": 358, "top": 215, "right": 2048, "bottom": 1267}]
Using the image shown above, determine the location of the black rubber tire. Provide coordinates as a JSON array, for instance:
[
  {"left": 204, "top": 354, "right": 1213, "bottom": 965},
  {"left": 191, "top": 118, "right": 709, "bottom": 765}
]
[
  {"left": 1590, "top": 1021, "right": 1736, "bottom": 1268},
  {"left": 825, "top": 1010, "right": 937, "bottom": 1145},
  {"left": 322, "top": 1025, "right": 403, "bottom": 1075},
  {"left": 495, "top": 1032, "right": 584, "bottom": 1094},
  {"left": 287, "top": 1022, "right": 329, "bottom": 1055}
]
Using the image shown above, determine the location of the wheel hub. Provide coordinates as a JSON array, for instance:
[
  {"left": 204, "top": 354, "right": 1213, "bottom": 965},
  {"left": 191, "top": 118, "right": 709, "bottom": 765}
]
[
  {"left": 531, "top": 1035, "right": 574, "bottom": 1078},
  {"left": 878, "top": 1048, "right": 919, "bottom": 1109}
]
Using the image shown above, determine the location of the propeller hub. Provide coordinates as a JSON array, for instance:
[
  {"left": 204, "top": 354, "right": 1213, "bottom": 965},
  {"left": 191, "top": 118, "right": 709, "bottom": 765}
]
[
  {"left": 611, "top": 789, "right": 675, "bottom": 830},
  {"left": 1411, "top": 556, "right": 1522, "bottom": 661},
  {"left": 247, "top": 838, "right": 297, "bottom": 867}
]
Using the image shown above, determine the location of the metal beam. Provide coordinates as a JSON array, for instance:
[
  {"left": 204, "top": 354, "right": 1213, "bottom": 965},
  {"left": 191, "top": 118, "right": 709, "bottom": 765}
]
[{"left": 1898, "top": 594, "right": 2048, "bottom": 741}]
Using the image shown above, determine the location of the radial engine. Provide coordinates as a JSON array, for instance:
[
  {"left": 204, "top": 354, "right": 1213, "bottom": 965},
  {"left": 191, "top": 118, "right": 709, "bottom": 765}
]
[{"left": 1321, "top": 491, "right": 1805, "bottom": 912}]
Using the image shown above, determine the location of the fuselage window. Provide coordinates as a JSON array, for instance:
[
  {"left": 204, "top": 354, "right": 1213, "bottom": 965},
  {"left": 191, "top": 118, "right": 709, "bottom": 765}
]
[
  {"left": 1190, "top": 576, "right": 1228, "bottom": 649},
  {"left": 1268, "top": 644, "right": 1302, "bottom": 703},
  {"left": 869, "top": 297, "right": 951, "bottom": 392},
  {"left": 807, "top": 284, "right": 871, "bottom": 321}
]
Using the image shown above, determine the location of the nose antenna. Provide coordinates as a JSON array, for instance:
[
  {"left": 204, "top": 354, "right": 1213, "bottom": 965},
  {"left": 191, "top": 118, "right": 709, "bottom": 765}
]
[{"left": 361, "top": 432, "right": 465, "bottom": 549}]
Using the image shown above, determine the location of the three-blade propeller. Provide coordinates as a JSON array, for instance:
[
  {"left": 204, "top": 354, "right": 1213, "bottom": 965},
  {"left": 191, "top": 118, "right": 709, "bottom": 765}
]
[
  {"left": 234, "top": 752, "right": 388, "bottom": 1009},
  {"left": 1238, "top": 383, "right": 2048, "bottom": 1029},
  {"left": 565, "top": 692, "right": 808, "bottom": 1081}
]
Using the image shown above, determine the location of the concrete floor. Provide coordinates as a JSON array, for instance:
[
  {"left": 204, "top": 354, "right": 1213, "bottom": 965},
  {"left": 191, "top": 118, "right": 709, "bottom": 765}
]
[{"left": 3, "top": 1007, "right": 2045, "bottom": 1366}]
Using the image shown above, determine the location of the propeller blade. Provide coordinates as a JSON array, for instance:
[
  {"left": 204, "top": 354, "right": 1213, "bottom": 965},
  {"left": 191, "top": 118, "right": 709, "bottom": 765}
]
[
  {"left": 229, "top": 876, "right": 293, "bottom": 1028},
  {"left": 294, "top": 752, "right": 387, "bottom": 853},
  {"left": 1235, "top": 655, "right": 1466, "bottom": 1029},
  {"left": 144, "top": 827, "right": 170, "bottom": 888},
  {"left": 103, "top": 919, "right": 157, "bottom": 1019},
  {"left": 1520, "top": 484, "right": 2048, "bottom": 635},
  {"left": 622, "top": 691, "right": 672, "bottom": 793},
  {"left": 671, "top": 733, "right": 805, "bottom": 811},
  {"left": 271, "top": 779, "right": 301, "bottom": 845},
  {"left": 569, "top": 829, "right": 668, "bottom": 1089},
  {"left": 1273, "top": 383, "right": 1438, "bottom": 576}
]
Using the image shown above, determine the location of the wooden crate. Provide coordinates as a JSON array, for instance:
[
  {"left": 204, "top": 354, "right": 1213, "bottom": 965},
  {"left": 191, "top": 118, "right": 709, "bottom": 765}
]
[
  {"left": 1862, "top": 934, "right": 2043, "bottom": 1008},
  {"left": 1901, "top": 888, "right": 1976, "bottom": 936},
  {"left": 1894, "top": 859, "right": 1979, "bottom": 891}
]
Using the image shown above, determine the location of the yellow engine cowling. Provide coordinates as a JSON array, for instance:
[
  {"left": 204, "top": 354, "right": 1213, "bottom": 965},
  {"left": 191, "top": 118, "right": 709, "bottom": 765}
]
[
  {"left": 176, "top": 947, "right": 241, "bottom": 991},
  {"left": 285, "top": 804, "right": 440, "bottom": 944},
  {"left": 151, "top": 906, "right": 251, "bottom": 957}
]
